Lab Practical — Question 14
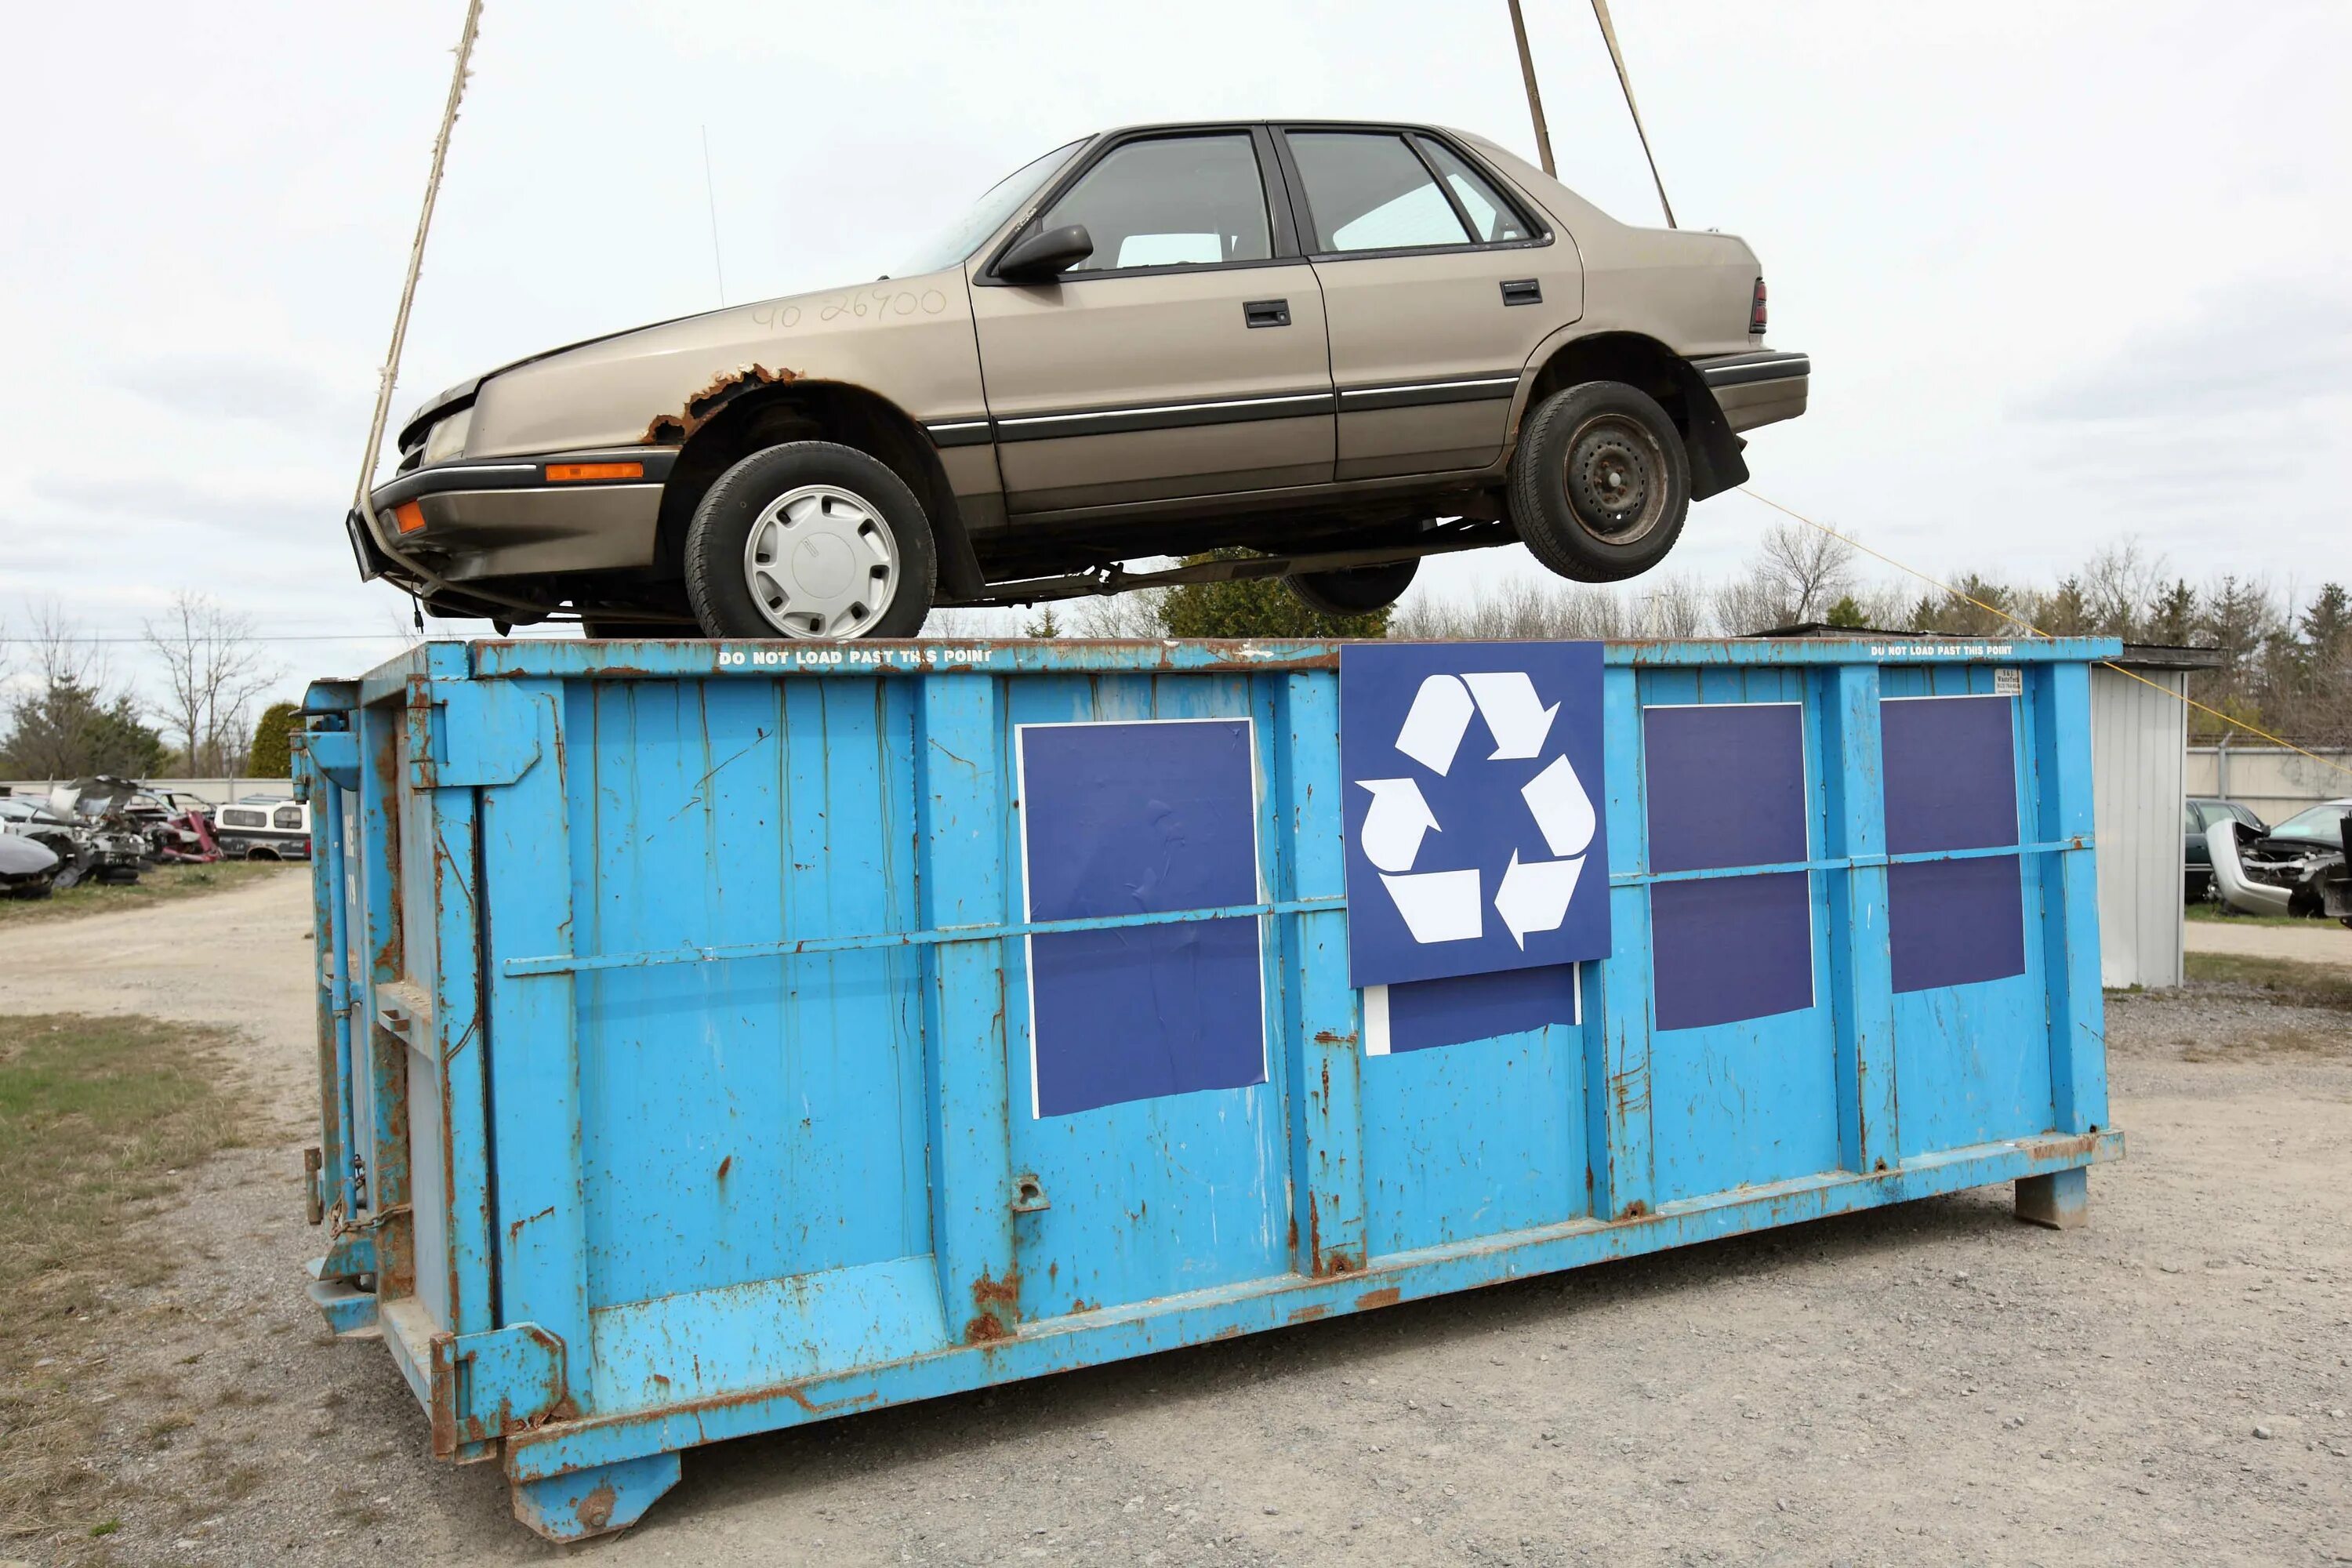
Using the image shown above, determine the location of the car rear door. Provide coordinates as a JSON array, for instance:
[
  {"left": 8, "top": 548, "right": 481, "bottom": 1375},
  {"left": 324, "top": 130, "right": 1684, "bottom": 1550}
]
[
  {"left": 1274, "top": 126, "right": 1581, "bottom": 480},
  {"left": 967, "top": 127, "right": 1334, "bottom": 514}
]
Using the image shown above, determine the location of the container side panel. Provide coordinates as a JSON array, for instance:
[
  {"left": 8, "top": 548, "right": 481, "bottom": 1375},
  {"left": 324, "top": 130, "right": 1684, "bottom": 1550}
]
[
  {"left": 1880, "top": 665, "right": 2058, "bottom": 1156},
  {"left": 1361, "top": 1016, "right": 1584, "bottom": 1256},
  {"left": 575, "top": 678, "right": 931, "bottom": 1364},
  {"left": 1005, "top": 673, "right": 1292, "bottom": 1319},
  {"left": 1636, "top": 668, "right": 1842, "bottom": 1206}
]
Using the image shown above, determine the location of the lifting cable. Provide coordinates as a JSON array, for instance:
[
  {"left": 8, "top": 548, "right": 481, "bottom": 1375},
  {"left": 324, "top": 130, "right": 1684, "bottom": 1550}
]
[
  {"left": 352, "top": 0, "right": 485, "bottom": 519},
  {"left": 1588, "top": 0, "right": 1675, "bottom": 227},
  {"left": 1738, "top": 487, "right": 2352, "bottom": 786}
]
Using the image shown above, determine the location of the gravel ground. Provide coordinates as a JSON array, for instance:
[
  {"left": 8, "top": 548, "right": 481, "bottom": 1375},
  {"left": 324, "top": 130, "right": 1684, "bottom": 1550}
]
[{"left": 2, "top": 873, "right": 2347, "bottom": 1567}]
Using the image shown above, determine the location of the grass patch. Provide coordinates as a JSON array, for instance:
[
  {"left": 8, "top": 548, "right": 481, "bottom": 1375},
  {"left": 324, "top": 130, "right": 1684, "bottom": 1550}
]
[
  {"left": 2184, "top": 902, "right": 2321, "bottom": 928},
  {"left": 2185, "top": 951, "right": 2352, "bottom": 1013},
  {"left": 0, "top": 1013, "right": 245, "bottom": 1541},
  {"left": 0, "top": 859, "right": 294, "bottom": 927}
]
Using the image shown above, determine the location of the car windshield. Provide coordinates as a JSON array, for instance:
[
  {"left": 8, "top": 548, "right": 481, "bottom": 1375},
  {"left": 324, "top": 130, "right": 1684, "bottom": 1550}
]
[
  {"left": 897, "top": 140, "right": 1087, "bottom": 275},
  {"left": 2267, "top": 803, "right": 2349, "bottom": 841}
]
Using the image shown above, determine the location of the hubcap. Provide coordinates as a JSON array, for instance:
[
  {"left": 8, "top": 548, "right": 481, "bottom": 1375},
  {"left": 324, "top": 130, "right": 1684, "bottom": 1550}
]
[
  {"left": 1563, "top": 415, "right": 1668, "bottom": 543},
  {"left": 742, "top": 485, "right": 899, "bottom": 638}
]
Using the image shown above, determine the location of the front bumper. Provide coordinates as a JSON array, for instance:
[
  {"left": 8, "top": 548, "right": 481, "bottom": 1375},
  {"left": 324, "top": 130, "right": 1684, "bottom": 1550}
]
[
  {"left": 1696, "top": 350, "right": 1809, "bottom": 433},
  {"left": 352, "top": 447, "right": 678, "bottom": 589}
]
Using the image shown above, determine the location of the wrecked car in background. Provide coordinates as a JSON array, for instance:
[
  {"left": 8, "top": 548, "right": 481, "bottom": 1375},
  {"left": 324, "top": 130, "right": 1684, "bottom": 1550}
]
[
  {"left": 0, "top": 830, "right": 60, "bottom": 899},
  {"left": 0, "top": 780, "right": 146, "bottom": 889},
  {"left": 211, "top": 797, "right": 311, "bottom": 862},
  {"left": 351, "top": 118, "right": 1806, "bottom": 639},
  {"left": 2205, "top": 798, "right": 2351, "bottom": 922}
]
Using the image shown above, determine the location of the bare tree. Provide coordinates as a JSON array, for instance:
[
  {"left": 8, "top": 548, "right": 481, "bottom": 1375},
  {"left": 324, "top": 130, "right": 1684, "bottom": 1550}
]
[
  {"left": 2078, "top": 540, "right": 2167, "bottom": 639},
  {"left": 1756, "top": 521, "right": 1858, "bottom": 626},
  {"left": 1632, "top": 575, "right": 1708, "bottom": 637},
  {"left": 144, "top": 592, "right": 278, "bottom": 776}
]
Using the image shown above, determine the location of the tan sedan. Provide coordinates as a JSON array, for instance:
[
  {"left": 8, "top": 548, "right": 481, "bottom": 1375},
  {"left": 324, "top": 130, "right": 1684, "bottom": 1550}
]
[{"left": 352, "top": 120, "right": 1807, "bottom": 638}]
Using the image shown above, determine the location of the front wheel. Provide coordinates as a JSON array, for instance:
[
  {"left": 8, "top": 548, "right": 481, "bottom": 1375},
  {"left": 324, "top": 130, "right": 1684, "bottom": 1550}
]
[
  {"left": 684, "top": 441, "right": 937, "bottom": 639},
  {"left": 1508, "top": 381, "right": 1690, "bottom": 583}
]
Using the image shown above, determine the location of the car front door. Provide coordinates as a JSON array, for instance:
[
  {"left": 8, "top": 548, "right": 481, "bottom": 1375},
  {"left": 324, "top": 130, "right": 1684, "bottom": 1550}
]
[
  {"left": 1274, "top": 126, "right": 1581, "bottom": 480},
  {"left": 968, "top": 128, "right": 1334, "bottom": 514}
]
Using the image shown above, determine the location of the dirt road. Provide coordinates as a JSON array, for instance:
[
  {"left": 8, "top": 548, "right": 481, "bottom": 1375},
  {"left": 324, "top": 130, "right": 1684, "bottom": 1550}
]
[
  {"left": 2186, "top": 917, "right": 2352, "bottom": 971},
  {"left": 10, "top": 871, "right": 2350, "bottom": 1566}
]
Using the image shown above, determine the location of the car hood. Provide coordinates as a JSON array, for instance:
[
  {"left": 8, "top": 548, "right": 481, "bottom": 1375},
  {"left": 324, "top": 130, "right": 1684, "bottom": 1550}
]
[
  {"left": 46, "top": 775, "right": 136, "bottom": 819},
  {"left": 394, "top": 304, "right": 739, "bottom": 452},
  {"left": 456, "top": 268, "right": 982, "bottom": 460},
  {"left": 0, "top": 833, "right": 58, "bottom": 875}
]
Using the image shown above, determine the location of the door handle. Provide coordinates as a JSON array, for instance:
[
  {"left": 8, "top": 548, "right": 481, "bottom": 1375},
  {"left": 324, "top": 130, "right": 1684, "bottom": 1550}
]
[
  {"left": 1501, "top": 278, "right": 1541, "bottom": 307},
  {"left": 1243, "top": 298, "right": 1290, "bottom": 328}
]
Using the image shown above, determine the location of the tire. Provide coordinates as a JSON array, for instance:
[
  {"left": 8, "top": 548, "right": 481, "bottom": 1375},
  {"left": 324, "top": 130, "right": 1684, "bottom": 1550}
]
[
  {"left": 1287, "top": 556, "right": 1420, "bottom": 618},
  {"left": 1508, "top": 381, "right": 1691, "bottom": 583},
  {"left": 684, "top": 441, "right": 936, "bottom": 639}
]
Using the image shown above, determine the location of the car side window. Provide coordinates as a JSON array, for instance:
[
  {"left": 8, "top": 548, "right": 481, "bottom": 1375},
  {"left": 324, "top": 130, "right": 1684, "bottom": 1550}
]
[
  {"left": 1414, "top": 136, "right": 1531, "bottom": 242},
  {"left": 1286, "top": 132, "right": 1471, "bottom": 253},
  {"left": 1036, "top": 134, "right": 1272, "bottom": 272},
  {"left": 2185, "top": 804, "right": 2202, "bottom": 833}
]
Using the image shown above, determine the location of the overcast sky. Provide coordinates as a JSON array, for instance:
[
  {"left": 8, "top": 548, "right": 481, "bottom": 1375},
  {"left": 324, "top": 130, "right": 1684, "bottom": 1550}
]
[{"left": 1, "top": 0, "right": 2346, "bottom": 713}]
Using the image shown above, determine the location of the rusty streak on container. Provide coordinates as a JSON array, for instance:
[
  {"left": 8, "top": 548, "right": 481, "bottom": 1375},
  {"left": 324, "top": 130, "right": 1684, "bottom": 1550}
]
[{"left": 1355, "top": 1286, "right": 1402, "bottom": 1312}]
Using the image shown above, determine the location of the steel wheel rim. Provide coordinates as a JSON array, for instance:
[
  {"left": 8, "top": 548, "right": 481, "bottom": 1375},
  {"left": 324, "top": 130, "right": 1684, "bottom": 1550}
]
[
  {"left": 742, "top": 484, "right": 899, "bottom": 638},
  {"left": 1563, "top": 414, "right": 1668, "bottom": 544}
]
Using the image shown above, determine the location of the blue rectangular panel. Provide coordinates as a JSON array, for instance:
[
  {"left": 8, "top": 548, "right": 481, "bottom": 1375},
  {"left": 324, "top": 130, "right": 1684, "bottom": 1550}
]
[
  {"left": 1019, "top": 719, "right": 1265, "bottom": 1117},
  {"left": 1890, "top": 855, "right": 2026, "bottom": 993},
  {"left": 1377, "top": 964, "right": 1578, "bottom": 1054},
  {"left": 1650, "top": 872, "right": 1813, "bottom": 1031},
  {"left": 1339, "top": 643, "right": 1610, "bottom": 988},
  {"left": 1882, "top": 695, "right": 2016, "bottom": 852},
  {"left": 1642, "top": 703, "right": 1808, "bottom": 872}
]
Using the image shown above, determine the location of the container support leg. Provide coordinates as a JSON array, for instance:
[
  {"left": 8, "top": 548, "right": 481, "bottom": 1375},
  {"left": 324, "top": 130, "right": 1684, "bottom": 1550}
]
[
  {"left": 510, "top": 1450, "right": 681, "bottom": 1542},
  {"left": 2013, "top": 1167, "right": 2088, "bottom": 1230}
]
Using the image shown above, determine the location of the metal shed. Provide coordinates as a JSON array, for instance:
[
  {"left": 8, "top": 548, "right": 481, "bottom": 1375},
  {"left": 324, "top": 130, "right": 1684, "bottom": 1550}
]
[{"left": 2090, "top": 644, "right": 2225, "bottom": 989}]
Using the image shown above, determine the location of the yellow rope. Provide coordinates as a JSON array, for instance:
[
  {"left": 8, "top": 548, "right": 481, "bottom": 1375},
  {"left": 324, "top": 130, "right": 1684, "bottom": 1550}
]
[{"left": 1736, "top": 486, "right": 2352, "bottom": 786}]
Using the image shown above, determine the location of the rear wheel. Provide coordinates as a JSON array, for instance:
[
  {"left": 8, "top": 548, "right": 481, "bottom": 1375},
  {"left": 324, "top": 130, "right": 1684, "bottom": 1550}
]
[
  {"left": 684, "top": 442, "right": 936, "bottom": 639},
  {"left": 1508, "top": 381, "right": 1690, "bottom": 583},
  {"left": 1286, "top": 556, "right": 1420, "bottom": 618}
]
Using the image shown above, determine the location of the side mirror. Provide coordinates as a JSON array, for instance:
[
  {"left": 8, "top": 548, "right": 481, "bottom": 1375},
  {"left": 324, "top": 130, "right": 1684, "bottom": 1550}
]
[{"left": 997, "top": 223, "right": 1094, "bottom": 282}]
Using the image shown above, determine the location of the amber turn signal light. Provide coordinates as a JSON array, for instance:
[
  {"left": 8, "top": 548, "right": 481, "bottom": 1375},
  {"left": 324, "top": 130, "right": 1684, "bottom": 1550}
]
[
  {"left": 394, "top": 500, "right": 427, "bottom": 534},
  {"left": 546, "top": 461, "right": 644, "bottom": 482}
]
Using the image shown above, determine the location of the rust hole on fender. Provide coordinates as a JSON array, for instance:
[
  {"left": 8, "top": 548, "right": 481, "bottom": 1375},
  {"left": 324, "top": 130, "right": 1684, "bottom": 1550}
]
[{"left": 642, "top": 364, "right": 800, "bottom": 444}]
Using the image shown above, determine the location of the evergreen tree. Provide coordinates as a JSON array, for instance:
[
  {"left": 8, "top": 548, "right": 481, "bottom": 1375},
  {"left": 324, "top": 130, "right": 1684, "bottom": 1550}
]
[
  {"left": 0, "top": 677, "right": 167, "bottom": 779},
  {"left": 245, "top": 700, "right": 305, "bottom": 778},
  {"left": 1156, "top": 552, "right": 1393, "bottom": 639},
  {"left": 1822, "top": 593, "right": 1871, "bottom": 629}
]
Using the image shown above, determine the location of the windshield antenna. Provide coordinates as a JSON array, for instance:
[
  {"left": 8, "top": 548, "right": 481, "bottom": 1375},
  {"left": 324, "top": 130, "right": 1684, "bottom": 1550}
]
[{"left": 702, "top": 125, "right": 728, "bottom": 307}]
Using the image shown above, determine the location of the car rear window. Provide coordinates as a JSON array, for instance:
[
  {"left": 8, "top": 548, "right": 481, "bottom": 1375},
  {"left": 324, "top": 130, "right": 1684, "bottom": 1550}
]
[
  {"left": 1039, "top": 134, "right": 1272, "bottom": 272},
  {"left": 1287, "top": 132, "right": 1470, "bottom": 253},
  {"left": 1414, "top": 136, "right": 1532, "bottom": 242}
]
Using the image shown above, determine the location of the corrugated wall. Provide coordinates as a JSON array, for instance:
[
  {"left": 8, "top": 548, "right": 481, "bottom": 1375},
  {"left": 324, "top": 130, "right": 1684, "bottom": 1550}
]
[
  {"left": 2183, "top": 746, "right": 2352, "bottom": 826},
  {"left": 2091, "top": 666, "right": 2187, "bottom": 989}
]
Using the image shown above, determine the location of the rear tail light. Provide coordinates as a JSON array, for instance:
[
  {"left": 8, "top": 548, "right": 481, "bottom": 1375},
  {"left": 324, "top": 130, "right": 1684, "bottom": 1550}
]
[
  {"left": 393, "top": 500, "right": 426, "bottom": 535},
  {"left": 1750, "top": 278, "right": 1768, "bottom": 336}
]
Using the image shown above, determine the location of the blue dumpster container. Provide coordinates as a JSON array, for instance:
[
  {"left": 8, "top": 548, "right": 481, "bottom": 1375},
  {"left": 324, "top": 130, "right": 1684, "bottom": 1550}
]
[{"left": 292, "top": 634, "right": 2121, "bottom": 1541}]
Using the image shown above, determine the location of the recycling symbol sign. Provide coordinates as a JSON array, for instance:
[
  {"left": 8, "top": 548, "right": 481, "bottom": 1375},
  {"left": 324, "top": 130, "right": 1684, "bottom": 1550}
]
[{"left": 1339, "top": 642, "right": 1611, "bottom": 988}]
